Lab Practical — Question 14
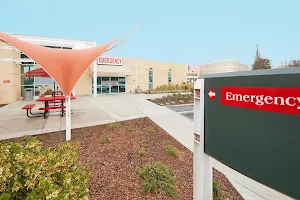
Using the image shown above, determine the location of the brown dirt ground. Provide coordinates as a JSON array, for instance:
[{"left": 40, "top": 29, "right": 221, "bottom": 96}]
[{"left": 10, "top": 117, "right": 243, "bottom": 200}]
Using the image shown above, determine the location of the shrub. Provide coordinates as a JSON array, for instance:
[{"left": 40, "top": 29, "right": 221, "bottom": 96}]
[
  {"left": 100, "top": 134, "right": 111, "bottom": 144},
  {"left": 146, "top": 127, "right": 156, "bottom": 134},
  {"left": 136, "top": 137, "right": 145, "bottom": 144},
  {"left": 137, "top": 147, "right": 147, "bottom": 156},
  {"left": 213, "top": 180, "right": 221, "bottom": 200},
  {"left": 175, "top": 84, "right": 180, "bottom": 90},
  {"left": 126, "top": 126, "right": 135, "bottom": 132},
  {"left": 0, "top": 137, "right": 90, "bottom": 200},
  {"left": 146, "top": 83, "right": 194, "bottom": 94},
  {"left": 190, "top": 87, "right": 194, "bottom": 94},
  {"left": 137, "top": 162, "right": 176, "bottom": 197},
  {"left": 164, "top": 142, "right": 179, "bottom": 157},
  {"left": 108, "top": 122, "right": 122, "bottom": 131}
]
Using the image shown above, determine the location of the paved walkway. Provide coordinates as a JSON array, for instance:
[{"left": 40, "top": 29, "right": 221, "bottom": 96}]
[{"left": 0, "top": 94, "right": 293, "bottom": 200}]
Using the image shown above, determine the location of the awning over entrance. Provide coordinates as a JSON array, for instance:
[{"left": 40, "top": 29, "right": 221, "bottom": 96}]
[
  {"left": 24, "top": 68, "right": 50, "bottom": 78},
  {"left": 94, "top": 65, "right": 132, "bottom": 76}
]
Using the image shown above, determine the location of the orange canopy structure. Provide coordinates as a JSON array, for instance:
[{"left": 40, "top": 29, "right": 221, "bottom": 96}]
[{"left": 0, "top": 32, "right": 116, "bottom": 96}]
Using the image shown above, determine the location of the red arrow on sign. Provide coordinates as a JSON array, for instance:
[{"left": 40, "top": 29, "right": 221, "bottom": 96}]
[{"left": 208, "top": 88, "right": 216, "bottom": 100}]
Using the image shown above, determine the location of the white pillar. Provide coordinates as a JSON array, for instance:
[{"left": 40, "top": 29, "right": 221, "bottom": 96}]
[
  {"left": 135, "top": 58, "right": 138, "bottom": 89},
  {"left": 203, "top": 154, "right": 213, "bottom": 200},
  {"left": 33, "top": 63, "right": 36, "bottom": 98},
  {"left": 65, "top": 96, "right": 71, "bottom": 141},
  {"left": 193, "top": 79, "right": 212, "bottom": 200},
  {"left": 93, "top": 60, "right": 97, "bottom": 98}
]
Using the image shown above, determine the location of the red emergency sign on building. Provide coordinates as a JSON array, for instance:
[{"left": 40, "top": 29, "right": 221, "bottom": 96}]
[{"left": 97, "top": 56, "right": 123, "bottom": 66}]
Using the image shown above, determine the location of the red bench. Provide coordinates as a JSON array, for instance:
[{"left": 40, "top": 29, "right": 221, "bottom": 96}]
[
  {"left": 39, "top": 106, "right": 66, "bottom": 118},
  {"left": 22, "top": 104, "right": 36, "bottom": 110},
  {"left": 22, "top": 104, "right": 43, "bottom": 118}
]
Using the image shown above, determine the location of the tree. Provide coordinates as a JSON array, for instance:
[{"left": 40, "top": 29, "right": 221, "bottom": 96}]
[
  {"left": 255, "top": 44, "right": 260, "bottom": 60},
  {"left": 279, "top": 58, "right": 300, "bottom": 68},
  {"left": 251, "top": 44, "right": 272, "bottom": 70},
  {"left": 288, "top": 58, "right": 300, "bottom": 67}
]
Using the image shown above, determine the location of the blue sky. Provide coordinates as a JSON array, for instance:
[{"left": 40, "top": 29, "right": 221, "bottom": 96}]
[{"left": 1, "top": 0, "right": 299, "bottom": 67}]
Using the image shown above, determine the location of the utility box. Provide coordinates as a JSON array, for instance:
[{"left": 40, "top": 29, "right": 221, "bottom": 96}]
[
  {"left": 135, "top": 86, "right": 142, "bottom": 94},
  {"left": 24, "top": 88, "right": 34, "bottom": 100}
]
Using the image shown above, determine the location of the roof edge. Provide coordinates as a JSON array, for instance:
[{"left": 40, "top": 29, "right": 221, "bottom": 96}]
[
  {"left": 198, "top": 59, "right": 248, "bottom": 67},
  {"left": 6, "top": 32, "right": 95, "bottom": 44},
  {"left": 199, "top": 67, "right": 300, "bottom": 79}
]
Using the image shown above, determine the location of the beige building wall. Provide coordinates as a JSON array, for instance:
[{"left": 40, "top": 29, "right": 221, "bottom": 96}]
[
  {"left": 198, "top": 60, "right": 248, "bottom": 75},
  {"left": 121, "top": 57, "right": 189, "bottom": 93},
  {"left": 0, "top": 40, "right": 21, "bottom": 104},
  {"left": 272, "top": 65, "right": 284, "bottom": 69},
  {"left": 74, "top": 66, "right": 92, "bottom": 95}
]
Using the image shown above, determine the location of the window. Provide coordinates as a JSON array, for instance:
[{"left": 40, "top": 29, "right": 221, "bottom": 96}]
[
  {"left": 43, "top": 46, "right": 72, "bottom": 49},
  {"left": 102, "top": 77, "right": 109, "bottom": 85},
  {"left": 118, "top": 77, "right": 126, "bottom": 93},
  {"left": 168, "top": 71, "right": 172, "bottom": 84},
  {"left": 97, "top": 77, "right": 102, "bottom": 85},
  {"left": 148, "top": 70, "right": 153, "bottom": 90},
  {"left": 119, "top": 85, "right": 125, "bottom": 92},
  {"left": 44, "top": 45, "right": 61, "bottom": 49},
  {"left": 119, "top": 77, "right": 125, "bottom": 84},
  {"left": 21, "top": 63, "right": 34, "bottom": 86},
  {"left": 187, "top": 72, "right": 198, "bottom": 84}
]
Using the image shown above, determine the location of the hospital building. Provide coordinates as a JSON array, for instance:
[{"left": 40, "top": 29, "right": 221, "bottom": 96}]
[{"left": 0, "top": 32, "right": 248, "bottom": 104}]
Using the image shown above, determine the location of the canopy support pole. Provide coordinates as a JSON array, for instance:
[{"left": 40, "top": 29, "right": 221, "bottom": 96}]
[
  {"left": 93, "top": 60, "right": 97, "bottom": 98},
  {"left": 66, "top": 95, "right": 71, "bottom": 140}
]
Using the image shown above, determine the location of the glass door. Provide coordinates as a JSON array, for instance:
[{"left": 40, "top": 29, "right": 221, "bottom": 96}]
[
  {"left": 92, "top": 77, "right": 102, "bottom": 94},
  {"left": 118, "top": 77, "right": 126, "bottom": 93},
  {"left": 111, "top": 77, "right": 119, "bottom": 93},
  {"left": 101, "top": 77, "right": 110, "bottom": 94},
  {"left": 91, "top": 76, "right": 126, "bottom": 94},
  {"left": 21, "top": 63, "right": 34, "bottom": 98}
]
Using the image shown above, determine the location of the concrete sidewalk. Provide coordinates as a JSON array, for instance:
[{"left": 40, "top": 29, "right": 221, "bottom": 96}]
[
  {"left": 126, "top": 97, "right": 293, "bottom": 200},
  {"left": 0, "top": 95, "right": 146, "bottom": 140},
  {"left": 0, "top": 93, "right": 171, "bottom": 140}
]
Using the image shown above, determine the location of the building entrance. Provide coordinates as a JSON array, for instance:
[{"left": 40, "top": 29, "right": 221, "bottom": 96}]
[{"left": 92, "top": 76, "right": 126, "bottom": 94}]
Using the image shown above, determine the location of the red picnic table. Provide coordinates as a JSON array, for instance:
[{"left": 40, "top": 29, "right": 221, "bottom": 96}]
[{"left": 22, "top": 94, "right": 76, "bottom": 119}]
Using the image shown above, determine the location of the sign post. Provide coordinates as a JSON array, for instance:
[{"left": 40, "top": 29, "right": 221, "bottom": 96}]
[{"left": 193, "top": 79, "right": 213, "bottom": 200}]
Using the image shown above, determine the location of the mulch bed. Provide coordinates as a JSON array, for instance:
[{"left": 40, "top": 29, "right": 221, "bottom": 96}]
[{"left": 10, "top": 117, "right": 243, "bottom": 200}]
